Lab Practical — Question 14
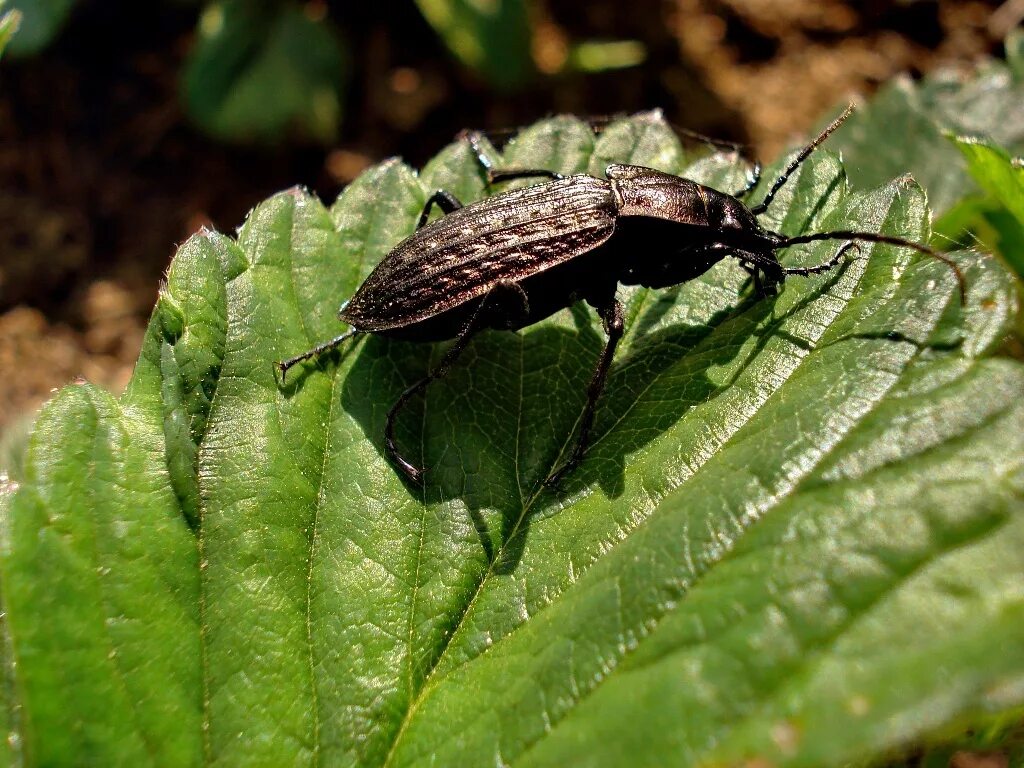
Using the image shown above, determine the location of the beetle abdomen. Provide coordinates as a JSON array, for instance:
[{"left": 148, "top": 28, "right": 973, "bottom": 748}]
[{"left": 340, "top": 175, "right": 617, "bottom": 331}]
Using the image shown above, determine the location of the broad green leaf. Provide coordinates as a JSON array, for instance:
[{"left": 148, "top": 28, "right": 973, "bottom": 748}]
[
  {"left": 828, "top": 37, "right": 1024, "bottom": 217},
  {"left": 941, "top": 136, "right": 1024, "bottom": 278},
  {"left": 181, "top": 0, "right": 347, "bottom": 144},
  {"left": 414, "top": 0, "right": 533, "bottom": 90},
  {"left": 2, "top": 112, "right": 1023, "bottom": 767},
  {"left": 3, "top": 0, "right": 72, "bottom": 56},
  {"left": 955, "top": 137, "right": 1024, "bottom": 227}
]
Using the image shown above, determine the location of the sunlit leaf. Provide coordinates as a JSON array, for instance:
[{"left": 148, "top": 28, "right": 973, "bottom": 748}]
[{"left": 1, "top": 113, "right": 1022, "bottom": 767}]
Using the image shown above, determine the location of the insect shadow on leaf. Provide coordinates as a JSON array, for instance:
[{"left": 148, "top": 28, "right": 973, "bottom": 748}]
[{"left": 278, "top": 104, "right": 967, "bottom": 490}]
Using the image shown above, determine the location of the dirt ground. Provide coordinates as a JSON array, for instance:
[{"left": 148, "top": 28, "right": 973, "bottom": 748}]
[{"left": 0, "top": 0, "right": 1015, "bottom": 431}]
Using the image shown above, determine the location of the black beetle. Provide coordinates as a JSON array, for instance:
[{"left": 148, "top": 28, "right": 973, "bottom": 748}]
[{"left": 279, "top": 105, "right": 965, "bottom": 486}]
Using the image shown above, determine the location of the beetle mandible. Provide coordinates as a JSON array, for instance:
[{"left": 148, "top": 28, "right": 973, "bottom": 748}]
[{"left": 278, "top": 105, "right": 965, "bottom": 487}]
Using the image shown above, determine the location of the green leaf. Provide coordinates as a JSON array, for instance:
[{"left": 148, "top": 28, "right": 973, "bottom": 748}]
[
  {"left": 3, "top": 0, "right": 72, "bottom": 56},
  {"left": 414, "top": 0, "right": 533, "bottom": 90},
  {"left": 942, "top": 136, "right": 1024, "bottom": 278},
  {"left": 181, "top": 0, "right": 347, "bottom": 144},
  {"left": 0, "top": 2, "right": 21, "bottom": 58},
  {"left": 955, "top": 137, "right": 1024, "bottom": 226},
  {"left": 2, "top": 113, "right": 1023, "bottom": 766},
  {"left": 828, "top": 39, "right": 1024, "bottom": 217}
]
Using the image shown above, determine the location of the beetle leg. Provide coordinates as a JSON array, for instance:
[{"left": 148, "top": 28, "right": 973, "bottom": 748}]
[
  {"left": 728, "top": 247, "right": 786, "bottom": 297},
  {"left": 384, "top": 293, "right": 496, "bottom": 485},
  {"left": 738, "top": 261, "right": 765, "bottom": 297},
  {"left": 417, "top": 190, "right": 464, "bottom": 229},
  {"left": 276, "top": 329, "right": 361, "bottom": 383},
  {"left": 545, "top": 297, "right": 625, "bottom": 488},
  {"left": 781, "top": 240, "right": 858, "bottom": 276},
  {"left": 490, "top": 280, "right": 531, "bottom": 329},
  {"left": 465, "top": 130, "right": 565, "bottom": 187}
]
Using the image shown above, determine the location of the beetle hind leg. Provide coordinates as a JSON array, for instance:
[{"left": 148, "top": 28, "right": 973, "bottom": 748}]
[
  {"left": 417, "top": 190, "right": 463, "bottom": 229},
  {"left": 545, "top": 297, "right": 625, "bottom": 488},
  {"left": 384, "top": 281, "right": 528, "bottom": 484},
  {"left": 464, "top": 130, "right": 564, "bottom": 187},
  {"left": 385, "top": 318, "right": 482, "bottom": 485}
]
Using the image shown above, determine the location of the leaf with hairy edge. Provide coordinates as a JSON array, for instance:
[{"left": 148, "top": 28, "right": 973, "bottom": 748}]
[{"left": 1, "top": 112, "right": 1022, "bottom": 767}]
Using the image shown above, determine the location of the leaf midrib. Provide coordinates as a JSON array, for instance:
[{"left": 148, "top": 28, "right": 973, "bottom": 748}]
[
  {"left": 381, "top": 299, "right": 910, "bottom": 767},
  {"left": 378, "top": 145, "right": 849, "bottom": 767},
  {"left": 404, "top": 346, "right": 1010, "bottom": 765}
]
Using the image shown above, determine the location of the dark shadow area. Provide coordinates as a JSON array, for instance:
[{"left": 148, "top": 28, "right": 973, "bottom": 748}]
[{"left": 334, "top": 258, "right": 852, "bottom": 576}]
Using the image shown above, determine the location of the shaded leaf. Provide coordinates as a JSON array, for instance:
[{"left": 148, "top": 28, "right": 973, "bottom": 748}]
[
  {"left": 3, "top": 0, "right": 71, "bottom": 56},
  {"left": 828, "top": 38, "right": 1024, "bottom": 216},
  {"left": 181, "top": 0, "right": 347, "bottom": 144},
  {"left": 2, "top": 113, "right": 1022, "bottom": 767},
  {"left": 414, "top": 0, "right": 533, "bottom": 90}
]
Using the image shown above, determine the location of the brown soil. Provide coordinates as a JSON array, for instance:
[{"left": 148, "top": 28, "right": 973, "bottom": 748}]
[{"left": 0, "top": 0, "right": 1013, "bottom": 431}]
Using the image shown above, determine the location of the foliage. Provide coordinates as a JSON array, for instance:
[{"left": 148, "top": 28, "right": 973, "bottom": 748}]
[
  {"left": 1, "top": 0, "right": 69, "bottom": 56},
  {"left": 2, "top": 112, "right": 1022, "bottom": 766},
  {"left": 0, "top": 0, "right": 21, "bottom": 57},
  {"left": 3, "top": 0, "right": 649, "bottom": 143},
  {"left": 181, "top": 0, "right": 347, "bottom": 144},
  {"left": 413, "top": 0, "right": 534, "bottom": 89},
  {"left": 828, "top": 30, "right": 1024, "bottom": 218},
  {"left": 935, "top": 136, "right": 1024, "bottom": 280}
]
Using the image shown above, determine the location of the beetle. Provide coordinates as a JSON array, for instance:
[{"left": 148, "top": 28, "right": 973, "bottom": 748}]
[{"left": 278, "top": 105, "right": 965, "bottom": 487}]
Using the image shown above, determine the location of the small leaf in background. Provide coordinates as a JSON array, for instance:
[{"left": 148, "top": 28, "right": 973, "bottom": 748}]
[
  {"left": 567, "top": 39, "right": 646, "bottom": 74},
  {"left": 938, "top": 136, "right": 1024, "bottom": 278},
  {"left": 415, "top": 0, "right": 534, "bottom": 90},
  {"left": 181, "top": 0, "right": 347, "bottom": 144},
  {"left": 1, "top": 113, "right": 1023, "bottom": 766},
  {"left": 828, "top": 33, "right": 1024, "bottom": 217},
  {"left": 0, "top": 1, "right": 21, "bottom": 58},
  {"left": 1009, "top": 28, "right": 1024, "bottom": 82},
  {"left": 2, "top": 0, "right": 72, "bottom": 57}
]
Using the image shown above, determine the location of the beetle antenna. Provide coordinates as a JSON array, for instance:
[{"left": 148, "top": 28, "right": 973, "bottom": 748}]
[
  {"left": 779, "top": 230, "right": 967, "bottom": 304},
  {"left": 751, "top": 103, "right": 855, "bottom": 216},
  {"left": 277, "top": 329, "right": 362, "bottom": 383}
]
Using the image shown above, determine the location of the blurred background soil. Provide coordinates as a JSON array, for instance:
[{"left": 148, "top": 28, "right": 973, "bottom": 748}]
[{"left": 0, "top": 0, "right": 1017, "bottom": 431}]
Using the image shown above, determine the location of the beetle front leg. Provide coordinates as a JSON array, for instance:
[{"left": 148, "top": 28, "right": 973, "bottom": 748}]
[
  {"left": 545, "top": 297, "right": 625, "bottom": 488},
  {"left": 417, "top": 190, "right": 463, "bottom": 229},
  {"left": 464, "top": 131, "right": 564, "bottom": 187},
  {"left": 738, "top": 261, "right": 765, "bottom": 297}
]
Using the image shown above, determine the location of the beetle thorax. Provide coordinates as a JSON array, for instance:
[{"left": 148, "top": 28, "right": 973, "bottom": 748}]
[{"left": 607, "top": 164, "right": 718, "bottom": 226}]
